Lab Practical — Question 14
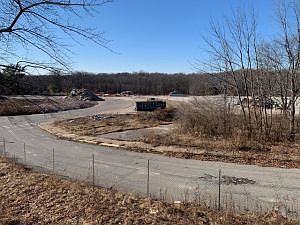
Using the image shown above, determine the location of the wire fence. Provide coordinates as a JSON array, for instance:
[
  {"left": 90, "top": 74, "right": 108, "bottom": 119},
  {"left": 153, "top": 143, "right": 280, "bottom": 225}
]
[{"left": 0, "top": 136, "right": 299, "bottom": 220}]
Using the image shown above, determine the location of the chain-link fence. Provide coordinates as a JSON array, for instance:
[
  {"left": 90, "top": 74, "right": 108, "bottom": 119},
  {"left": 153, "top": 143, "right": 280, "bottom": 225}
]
[{"left": 0, "top": 136, "right": 299, "bottom": 220}]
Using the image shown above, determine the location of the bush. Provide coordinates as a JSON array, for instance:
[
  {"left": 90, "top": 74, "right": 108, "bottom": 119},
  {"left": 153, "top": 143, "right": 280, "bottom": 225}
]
[
  {"left": 177, "top": 99, "right": 238, "bottom": 138},
  {"left": 47, "top": 83, "right": 58, "bottom": 94},
  {"left": 176, "top": 98, "right": 297, "bottom": 144},
  {"left": 137, "top": 107, "right": 177, "bottom": 123}
]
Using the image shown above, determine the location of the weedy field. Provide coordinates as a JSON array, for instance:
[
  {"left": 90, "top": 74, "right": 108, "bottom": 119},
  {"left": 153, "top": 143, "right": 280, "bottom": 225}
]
[
  {"left": 0, "top": 156, "right": 298, "bottom": 225},
  {"left": 53, "top": 108, "right": 174, "bottom": 136}
]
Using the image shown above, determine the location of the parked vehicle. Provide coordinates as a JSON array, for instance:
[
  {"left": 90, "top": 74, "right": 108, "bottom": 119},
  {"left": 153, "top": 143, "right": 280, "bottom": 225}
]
[
  {"left": 120, "top": 91, "right": 134, "bottom": 96},
  {"left": 169, "top": 90, "right": 186, "bottom": 97}
]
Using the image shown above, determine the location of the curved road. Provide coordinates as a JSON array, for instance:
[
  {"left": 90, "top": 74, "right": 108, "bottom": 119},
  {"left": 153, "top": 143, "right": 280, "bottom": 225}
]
[{"left": 1, "top": 97, "right": 300, "bottom": 217}]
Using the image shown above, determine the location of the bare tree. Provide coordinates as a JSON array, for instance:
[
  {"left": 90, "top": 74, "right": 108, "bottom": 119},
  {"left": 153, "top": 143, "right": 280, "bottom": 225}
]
[
  {"left": 0, "top": 0, "right": 111, "bottom": 72},
  {"left": 199, "top": 7, "right": 262, "bottom": 138},
  {"left": 259, "top": 1, "right": 300, "bottom": 141},
  {"left": 276, "top": 0, "right": 300, "bottom": 141},
  {"left": 198, "top": 1, "right": 300, "bottom": 142}
]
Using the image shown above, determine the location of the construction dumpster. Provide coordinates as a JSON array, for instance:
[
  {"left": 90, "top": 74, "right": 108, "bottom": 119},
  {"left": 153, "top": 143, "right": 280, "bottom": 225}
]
[{"left": 135, "top": 98, "right": 166, "bottom": 111}]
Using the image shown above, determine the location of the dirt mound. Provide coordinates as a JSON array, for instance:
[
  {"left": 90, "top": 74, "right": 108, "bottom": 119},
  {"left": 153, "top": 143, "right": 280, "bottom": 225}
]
[
  {"left": 0, "top": 97, "right": 96, "bottom": 116},
  {"left": 70, "top": 88, "right": 104, "bottom": 101}
]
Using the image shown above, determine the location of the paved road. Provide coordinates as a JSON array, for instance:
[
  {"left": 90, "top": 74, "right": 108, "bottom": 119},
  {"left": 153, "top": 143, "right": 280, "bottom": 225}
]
[{"left": 0, "top": 97, "right": 300, "bottom": 218}]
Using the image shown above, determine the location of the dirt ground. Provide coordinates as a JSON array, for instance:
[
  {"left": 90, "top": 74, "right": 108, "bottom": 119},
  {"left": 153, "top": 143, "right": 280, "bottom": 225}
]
[
  {"left": 0, "top": 156, "right": 298, "bottom": 225},
  {"left": 0, "top": 97, "right": 96, "bottom": 116},
  {"left": 54, "top": 110, "right": 173, "bottom": 136},
  {"left": 42, "top": 111, "right": 300, "bottom": 169}
]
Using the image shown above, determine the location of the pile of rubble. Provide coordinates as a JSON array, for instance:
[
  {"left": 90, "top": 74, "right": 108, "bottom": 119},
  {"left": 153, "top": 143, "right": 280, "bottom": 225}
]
[
  {"left": 240, "top": 97, "right": 280, "bottom": 109},
  {"left": 70, "top": 88, "right": 104, "bottom": 101},
  {"left": 92, "top": 114, "right": 115, "bottom": 121}
]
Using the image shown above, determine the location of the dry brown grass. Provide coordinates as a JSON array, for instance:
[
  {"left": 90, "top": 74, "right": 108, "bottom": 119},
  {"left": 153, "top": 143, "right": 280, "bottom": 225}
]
[
  {"left": 176, "top": 100, "right": 295, "bottom": 143},
  {"left": 0, "top": 97, "right": 96, "bottom": 116},
  {"left": 54, "top": 108, "right": 176, "bottom": 136},
  {"left": 142, "top": 102, "right": 300, "bottom": 168},
  {"left": 0, "top": 156, "right": 298, "bottom": 225},
  {"left": 47, "top": 105, "right": 300, "bottom": 168},
  {"left": 143, "top": 132, "right": 300, "bottom": 168},
  {"left": 137, "top": 107, "right": 177, "bottom": 123},
  {"left": 173, "top": 99, "right": 300, "bottom": 152}
]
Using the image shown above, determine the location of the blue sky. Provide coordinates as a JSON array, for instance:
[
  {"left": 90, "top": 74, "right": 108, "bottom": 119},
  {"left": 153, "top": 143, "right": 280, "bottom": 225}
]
[{"left": 67, "top": 0, "right": 278, "bottom": 73}]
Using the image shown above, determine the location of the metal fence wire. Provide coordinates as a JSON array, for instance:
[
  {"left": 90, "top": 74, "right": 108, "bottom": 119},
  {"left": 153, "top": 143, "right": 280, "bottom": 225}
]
[{"left": 0, "top": 136, "right": 299, "bottom": 220}]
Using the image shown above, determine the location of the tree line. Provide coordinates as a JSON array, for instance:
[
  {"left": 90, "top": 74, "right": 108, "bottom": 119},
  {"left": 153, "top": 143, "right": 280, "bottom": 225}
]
[
  {"left": 1, "top": 69, "right": 299, "bottom": 97},
  {"left": 0, "top": 71, "right": 223, "bottom": 96}
]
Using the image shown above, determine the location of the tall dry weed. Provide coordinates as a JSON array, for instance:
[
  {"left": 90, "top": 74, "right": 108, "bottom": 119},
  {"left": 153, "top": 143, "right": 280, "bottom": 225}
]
[{"left": 176, "top": 98, "right": 297, "bottom": 144}]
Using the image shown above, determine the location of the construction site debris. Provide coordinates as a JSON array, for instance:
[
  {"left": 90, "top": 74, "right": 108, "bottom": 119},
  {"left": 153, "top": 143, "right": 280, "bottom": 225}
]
[{"left": 70, "top": 88, "right": 105, "bottom": 101}]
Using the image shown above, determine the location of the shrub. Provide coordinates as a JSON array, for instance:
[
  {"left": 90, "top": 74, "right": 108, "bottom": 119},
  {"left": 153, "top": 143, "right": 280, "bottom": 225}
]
[{"left": 176, "top": 98, "right": 297, "bottom": 144}]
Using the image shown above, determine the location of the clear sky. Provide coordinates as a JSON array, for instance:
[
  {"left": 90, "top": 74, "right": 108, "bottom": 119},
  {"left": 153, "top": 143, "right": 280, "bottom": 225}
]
[{"left": 63, "top": 0, "right": 279, "bottom": 73}]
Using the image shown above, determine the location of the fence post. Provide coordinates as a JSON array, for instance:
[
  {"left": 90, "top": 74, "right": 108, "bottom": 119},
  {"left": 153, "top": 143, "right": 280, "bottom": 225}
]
[
  {"left": 92, "top": 154, "right": 95, "bottom": 189},
  {"left": 218, "top": 168, "right": 221, "bottom": 211},
  {"left": 147, "top": 159, "right": 150, "bottom": 197},
  {"left": 285, "top": 150, "right": 288, "bottom": 169},
  {"left": 52, "top": 148, "right": 55, "bottom": 172},
  {"left": 3, "top": 137, "right": 5, "bottom": 155},
  {"left": 23, "top": 143, "right": 26, "bottom": 164},
  {"left": 0, "top": 137, "right": 3, "bottom": 155}
]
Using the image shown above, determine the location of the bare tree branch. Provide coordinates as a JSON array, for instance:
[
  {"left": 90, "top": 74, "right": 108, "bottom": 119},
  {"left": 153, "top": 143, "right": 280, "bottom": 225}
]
[{"left": 0, "top": 0, "right": 112, "bottom": 72}]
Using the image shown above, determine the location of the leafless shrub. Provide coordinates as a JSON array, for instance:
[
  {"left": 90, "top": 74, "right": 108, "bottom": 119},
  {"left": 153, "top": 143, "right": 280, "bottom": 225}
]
[
  {"left": 143, "top": 131, "right": 179, "bottom": 147},
  {"left": 195, "top": 1, "right": 300, "bottom": 142},
  {"left": 137, "top": 107, "right": 177, "bottom": 123},
  {"left": 177, "top": 99, "right": 240, "bottom": 138},
  {"left": 176, "top": 99, "right": 297, "bottom": 145}
]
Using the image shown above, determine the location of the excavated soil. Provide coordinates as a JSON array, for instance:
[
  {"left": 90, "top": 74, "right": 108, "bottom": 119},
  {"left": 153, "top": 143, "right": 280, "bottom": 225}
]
[{"left": 0, "top": 97, "right": 96, "bottom": 116}]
